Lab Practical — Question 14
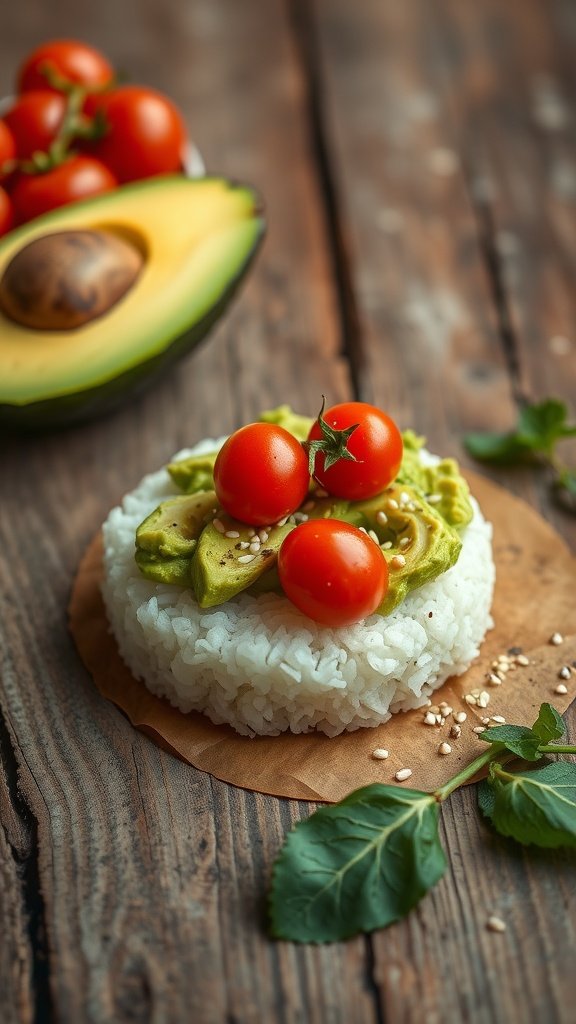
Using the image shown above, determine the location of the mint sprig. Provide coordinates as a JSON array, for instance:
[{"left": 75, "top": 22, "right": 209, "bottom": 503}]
[
  {"left": 464, "top": 398, "right": 576, "bottom": 509},
  {"left": 269, "top": 703, "right": 576, "bottom": 943},
  {"left": 302, "top": 396, "right": 360, "bottom": 477}
]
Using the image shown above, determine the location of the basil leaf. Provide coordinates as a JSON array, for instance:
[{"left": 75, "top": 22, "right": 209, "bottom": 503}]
[
  {"left": 463, "top": 431, "right": 531, "bottom": 464},
  {"left": 532, "top": 703, "right": 565, "bottom": 744},
  {"left": 487, "top": 761, "right": 576, "bottom": 848},
  {"left": 517, "top": 399, "right": 574, "bottom": 451},
  {"left": 480, "top": 724, "right": 541, "bottom": 760},
  {"left": 269, "top": 783, "right": 446, "bottom": 943},
  {"left": 477, "top": 780, "right": 496, "bottom": 821}
]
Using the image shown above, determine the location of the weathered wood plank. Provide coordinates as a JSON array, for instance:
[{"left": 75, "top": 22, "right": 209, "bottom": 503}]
[
  {"left": 0, "top": 2, "right": 373, "bottom": 1022},
  {"left": 313, "top": 1, "right": 576, "bottom": 1022}
]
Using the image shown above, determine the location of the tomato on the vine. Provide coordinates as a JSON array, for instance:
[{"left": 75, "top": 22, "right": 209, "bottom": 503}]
[
  {"left": 0, "top": 187, "right": 14, "bottom": 237},
  {"left": 278, "top": 519, "right": 389, "bottom": 626},
  {"left": 214, "top": 423, "right": 310, "bottom": 527},
  {"left": 18, "top": 40, "right": 114, "bottom": 94},
  {"left": 306, "top": 401, "right": 403, "bottom": 501},
  {"left": 86, "top": 86, "right": 187, "bottom": 183},
  {"left": 0, "top": 121, "right": 16, "bottom": 179},
  {"left": 3, "top": 91, "right": 66, "bottom": 161},
  {"left": 11, "top": 155, "right": 117, "bottom": 222}
]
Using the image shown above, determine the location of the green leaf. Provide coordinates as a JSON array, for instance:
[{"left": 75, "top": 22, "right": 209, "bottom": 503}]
[
  {"left": 532, "top": 703, "right": 565, "bottom": 744},
  {"left": 480, "top": 724, "right": 541, "bottom": 760},
  {"left": 477, "top": 780, "right": 496, "bottom": 821},
  {"left": 269, "top": 783, "right": 446, "bottom": 943},
  {"left": 485, "top": 761, "right": 576, "bottom": 848},
  {"left": 518, "top": 399, "right": 573, "bottom": 451},
  {"left": 463, "top": 431, "right": 531, "bottom": 464}
]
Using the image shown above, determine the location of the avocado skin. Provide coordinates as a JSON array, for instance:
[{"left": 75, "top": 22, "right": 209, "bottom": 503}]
[{"left": 0, "top": 181, "right": 265, "bottom": 431}]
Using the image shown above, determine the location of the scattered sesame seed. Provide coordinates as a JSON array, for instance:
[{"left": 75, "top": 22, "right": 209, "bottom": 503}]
[
  {"left": 276, "top": 517, "right": 289, "bottom": 527},
  {"left": 368, "top": 530, "right": 380, "bottom": 545},
  {"left": 487, "top": 916, "right": 507, "bottom": 933},
  {"left": 516, "top": 654, "right": 530, "bottom": 666},
  {"left": 487, "top": 673, "right": 502, "bottom": 686},
  {"left": 391, "top": 554, "right": 406, "bottom": 569},
  {"left": 225, "top": 530, "right": 240, "bottom": 539},
  {"left": 258, "top": 531, "right": 269, "bottom": 542},
  {"left": 238, "top": 554, "right": 256, "bottom": 564},
  {"left": 238, "top": 541, "right": 250, "bottom": 550},
  {"left": 450, "top": 724, "right": 462, "bottom": 739},
  {"left": 372, "top": 748, "right": 389, "bottom": 760},
  {"left": 302, "top": 500, "right": 316, "bottom": 512},
  {"left": 399, "top": 537, "right": 410, "bottom": 549},
  {"left": 559, "top": 666, "right": 571, "bottom": 680},
  {"left": 438, "top": 742, "right": 452, "bottom": 755},
  {"left": 293, "top": 512, "right": 309, "bottom": 522},
  {"left": 473, "top": 726, "right": 486, "bottom": 734},
  {"left": 465, "top": 694, "right": 478, "bottom": 705},
  {"left": 427, "top": 493, "right": 442, "bottom": 504},
  {"left": 429, "top": 705, "right": 440, "bottom": 715},
  {"left": 376, "top": 510, "right": 388, "bottom": 526},
  {"left": 382, "top": 541, "right": 393, "bottom": 549},
  {"left": 249, "top": 541, "right": 261, "bottom": 553},
  {"left": 481, "top": 717, "right": 491, "bottom": 725},
  {"left": 395, "top": 768, "right": 413, "bottom": 782},
  {"left": 359, "top": 526, "right": 368, "bottom": 534},
  {"left": 555, "top": 683, "right": 568, "bottom": 695},
  {"left": 400, "top": 491, "right": 411, "bottom": 505},
  {"left": 213, "top": 518, "right": 226, "bottom": 534},
  {"left": 247, "top": 528, "right": 256, "bottom": 538},
  {"left": 439, "top": 702, "right": 452, "bottom": 714},
  {"left": 477, "top": 691, "right": 490, "bottom": 708},
  {"left": 550, "top": 632, "right": 564, "bottom": 646},
  {"left": 491, "top": 715, "right": 506, "bottom": 724},
  {"left": 387, "top": 498, "right": 399, "bottom": 510},
  {"left": 435, "top": 714, "right": 443, "bottom": 725},
  {"left": 454, "top": 711, "right": 467, "bottom": 724},
  {"left": 424, "top": 711, "right": 437, "bottom": 726}
]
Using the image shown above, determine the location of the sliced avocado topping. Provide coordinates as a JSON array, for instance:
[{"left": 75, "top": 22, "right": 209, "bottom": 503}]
[
  {"left": 259, "top": 405, "right": 314, "bottom": 442},
  {"left": 134, "top": 549, "right": 193, "bottom": 587},
  {"left": 343, "top": 482, "right": 462, "bottom": 615},
  {"left": 136, "top": 491, "right": 217, "bottom": 558},
  {"left": 167, "top": 452, "right": 218, "bottom": 494},
  {"left": 191, "top": 518, "right": 293, "bottom": 608}
]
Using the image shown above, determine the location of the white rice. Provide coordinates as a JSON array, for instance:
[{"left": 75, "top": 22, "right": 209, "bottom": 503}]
[{"left": 101, "top": 439, "right": 495, "bottom": 737}]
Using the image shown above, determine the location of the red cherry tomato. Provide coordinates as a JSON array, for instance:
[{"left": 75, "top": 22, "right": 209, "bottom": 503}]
[
  {"left": 308, "top": 401, "right": 403, "bottom": 501},
  {"left": 0, "top": 186, "right": 14, "bottom": 236},
  {"left": 278, "top": 519, "right": 389, "bottom": 626},
  {"left": 3, "top": 91, "right": 66, "bottom": 160},
  {"left": 87, "top": 86, "right": 187, "bottom": 183},
  {"left": 18, "top": 40, "right": 114, "bottom": 94},
  {"left": 0, "top": 121, "right": 16, "bottom": 180},
  {"left": 11, "top": 155, "right": 117, "bottom": 222},
  {"left": 214, "top": 423, "right": 310, "bottom": 527}
]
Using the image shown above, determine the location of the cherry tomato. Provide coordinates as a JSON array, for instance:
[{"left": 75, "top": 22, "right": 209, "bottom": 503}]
[
  {"left": 0, "top": 121, "right": 16, "bottom": 180},
  {"left": 214, "top": 423, "right": 310, "bottom": 527},
  {"left": 0, "top": 186, "right": 14, "bottom": 236},
  {"left": 308, "top": 401, "right": 403, "bottom": 501},
  {"left": 11, "top": 155, "right": 117, "bottom": 223},
  {"left": 87, "top": 86, "right": 187, "bottom": 183},
  {"left": 278, "top": 519, "right": 389, "bottom": 626},
  {"left": 18, "top": 40, "right": 114, "bottom": 94},
  {"left": 3, "top": 91, "right": 66, "bottom": 160}
]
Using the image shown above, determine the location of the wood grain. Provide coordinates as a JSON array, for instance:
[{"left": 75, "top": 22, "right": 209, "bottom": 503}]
[{"left": 0, "top": 0, "right": 575, "bottom": 1022}]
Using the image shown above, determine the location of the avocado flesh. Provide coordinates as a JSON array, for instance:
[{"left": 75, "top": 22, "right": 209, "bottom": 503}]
[
  {"left": 343, "top": 483, "right": 462, "bottom": 615},
  {"left": 0, "top": 176, "right": 264, "bottom": 426},
  {"left": 135, "top": 491, "right": 217, "bottom": 585},
  {"left": 192, "top": 496, "right": 349, "bottom": 608},
  {"left": 167, "top": 452, "right": 218, "bottom": 494}
]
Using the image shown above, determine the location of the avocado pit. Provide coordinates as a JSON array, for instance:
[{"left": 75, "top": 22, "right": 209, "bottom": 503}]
[{"left": 0, "top": 228, "right": 144, "bottom": 331}]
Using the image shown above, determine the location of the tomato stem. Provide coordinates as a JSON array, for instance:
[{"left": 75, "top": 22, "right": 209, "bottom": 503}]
[{"left": 302, "top": 396, "right": 361, "bottom": 477}]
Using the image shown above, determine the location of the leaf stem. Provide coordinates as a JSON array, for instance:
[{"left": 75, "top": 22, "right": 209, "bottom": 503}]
[
  {"left": 537, "top": 744, "right": 576, "bottom": 754},
  {"left": 434, "top": 744, "right": 507, "bottom": 801}
]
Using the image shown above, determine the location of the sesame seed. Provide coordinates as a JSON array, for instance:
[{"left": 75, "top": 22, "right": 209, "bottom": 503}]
[
  {"left": 391, "top": 554, "right": 406, "bottom": 569},
  {"left": 555, "top": 683, "right": 568, "bottom": 695},
  {"left": 400, "top": 491, "right": 411, "bottom": 505},
  {"left": 247, "top": 528, "right": 256, "bottom": 538},
  {"left": 439, "top": 702, "right": 452, "bottom": 714},
  {"left": 473, "top": 726, "right": 486, "bottom": 734},
  {"left": 372, "top": 748, "right": 389, "bottom": 760},
  {"left": 481, "top": 717, "right": 491, "bottom": 725},
  {"left": 550, "top": 632, "right": 564, "bottom": 646},
  {"left": 249, "top": 541, "right": 261, "bottom": 553},
  {"left": 238, "top": 541, "right": 250, "bottom": 550},
  {"left": 491, "top": 715, "right": 506, "bottom": 724},
  {"left": 516, "top": 654, "right": 530, "bottom": 666},
  {"left": 387, "top": 498, "right": 399, "bottom": 510},
  {"left": 438, "top": 742, "right": 452, "bottom": 755},
  {"left": 487, "top": 673, "right": 503, "bottom": 686},
  {"left": 276, "top": 517, "right": 289, "bottom": 527},
  {"left": 465, "top": 694, "right": 478, "bottom": 705},
  {"left": 395, "top": 768, "right": 413, "bottom": 782},
  {"left": 429, "top": 705, "right": 440, "bottom": 715},
  {"left": 450, "top": 724, "right": 462, "bottom": 739},
  {"left": 399, "top": 537, "right": 410, "bottom": 549},
  {"left": 302, "top": 500, "right": 316, "bottom": 512},
  {"left": 376, "top": 510, "right": 388, "bottom": 526},
  {"left": 559, "top": 666, "right": 571, "bottom": 680},
  {"left": 368, "top": 530, "right": 380, "bottom": 545},
  {"left": 382, "top": 541, "right": 393, "bottom": 549},
  {"left": 359, "top": 526, "right": 368, "bottom": 533},
  {"left": 435, "top": 714, "right": 443, "bottom": 725},
  {"left": 213, "top": 518, "right": 226, "bottom": 534},
  {"left": 238, "top": 554, "right": 256, "bottom": 564},
  {"left": 454, "top": 711, "right": 467, "bottom": 724},
  {"left": 424, "top": 711, "right": 437, "bottom": 726},
  {"left": 258, "top": 530, "right": 269, "bottom": 542},
  {"left": 293, "top": 512, "right": 309, "bottom": 522},
  {"left": 487, "top": 916, "right": 507, "bottom": 933},
  {"left": 477, "top": 691, "right": 490, "bottom": 708},
  {"left": 427, "top": 493, "right": 442, "bottom": 504},
  {"left": 225, "top": 530, "right": 240, "bottom": 539}
]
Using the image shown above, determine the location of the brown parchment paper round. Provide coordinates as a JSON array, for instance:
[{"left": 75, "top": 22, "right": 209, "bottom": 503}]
[{"left": 69, "top": 471, "right": 576, "bottom": 802}]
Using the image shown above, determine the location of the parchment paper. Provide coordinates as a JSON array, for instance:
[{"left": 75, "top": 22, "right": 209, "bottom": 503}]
[{"left": 69, "top": 471, "right": 576, "bottom": 802}]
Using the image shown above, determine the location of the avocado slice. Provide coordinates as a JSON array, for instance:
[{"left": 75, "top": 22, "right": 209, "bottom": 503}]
[
  {"left": 167, "top": 451, "right": 218, "bottom": 494},
  {"left": 135, "top": 491, "right": 217, "bottom": 585},
  {"left": 0, "top": 176, "right": 264, "bottom": 428},
  {"left": 343, "top": 483, "right": 462, "bottom": 615}
]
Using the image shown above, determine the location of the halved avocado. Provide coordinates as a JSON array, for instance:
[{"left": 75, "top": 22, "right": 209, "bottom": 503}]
[{"left": 0, "top": 176, "right": 264, "bottom": 428}]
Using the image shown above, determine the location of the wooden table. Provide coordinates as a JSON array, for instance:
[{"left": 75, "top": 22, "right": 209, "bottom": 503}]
[{"left": 2, "top": 2, "right": 576, "bottom": 1021}]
